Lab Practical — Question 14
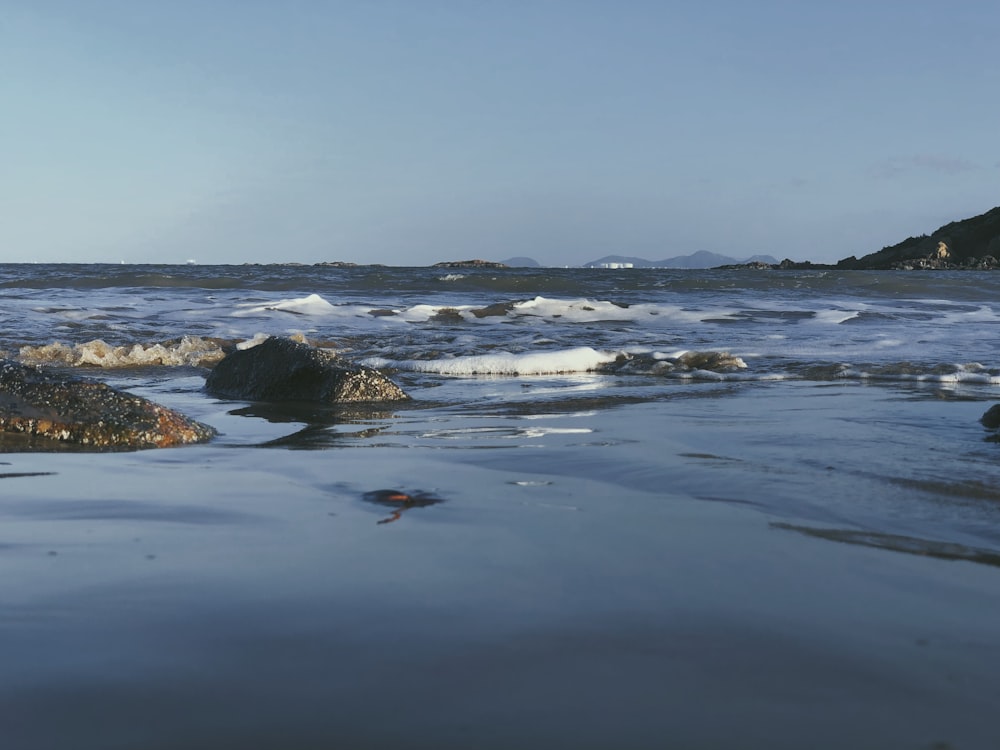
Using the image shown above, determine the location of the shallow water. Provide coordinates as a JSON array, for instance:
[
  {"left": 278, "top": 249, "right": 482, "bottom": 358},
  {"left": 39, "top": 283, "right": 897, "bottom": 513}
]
[{"left": 2, "top": 265, "right": 1000, "bottom": 748}]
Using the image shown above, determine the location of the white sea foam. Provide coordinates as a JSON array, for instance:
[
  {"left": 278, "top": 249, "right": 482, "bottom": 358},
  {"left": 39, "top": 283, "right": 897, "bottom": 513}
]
[
  {"left": 512, "top": 297, "right": 635, "bottom": 321},
  {"left": 516, "top": 427, "right": 593, "bottom": 438},
  {"left": 940, "top": 305, "right": 1000, "bottom": 324},
  {"left": 367, "top": 346, "right": 621, "bottom": 375},
  {"left": 396, "top": 304, "right": 456, "bottom": 322},
  {"left": 812, "top": 309, "right": 861, "bottom": 324},
  {"left": 18, "top": 336, "right": 227, "bottom": 368},
  {"left": 229, "top": 293, "right": 738, "bottom": 330},
  {"left": 235, "top": 293, "right": 337, "bottom": 317},
  {"left": 236, "top": 332, "right": 273, "bottom": 350},
  {"left": 509, "top": 296, "right": 712, "bottom": 325},
  {"left": 826, "top": 359, "right": 1000, "bottom": 385}
]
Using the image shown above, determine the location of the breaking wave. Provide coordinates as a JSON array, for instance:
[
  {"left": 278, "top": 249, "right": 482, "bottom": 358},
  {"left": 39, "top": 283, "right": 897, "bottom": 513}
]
[
  {"left": 17, "top": 336, "right": 230, "bottom": 368},
  {"left": 366, "top": 347, "right": 621, "bottom": 375}
]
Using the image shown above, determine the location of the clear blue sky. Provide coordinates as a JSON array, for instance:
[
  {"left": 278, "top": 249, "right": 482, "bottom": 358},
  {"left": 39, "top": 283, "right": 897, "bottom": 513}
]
[{"left": 2, "top": 0, "right": 997, "bottom": 265}]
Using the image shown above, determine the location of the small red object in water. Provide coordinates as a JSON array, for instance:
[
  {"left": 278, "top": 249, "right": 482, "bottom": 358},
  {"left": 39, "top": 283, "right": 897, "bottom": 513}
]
[
  {"left": 361, "top": 488, "right": 444, "bottom": 524},
  {"left": 365, "top": 489, "right": 414, "bottom": 503}
]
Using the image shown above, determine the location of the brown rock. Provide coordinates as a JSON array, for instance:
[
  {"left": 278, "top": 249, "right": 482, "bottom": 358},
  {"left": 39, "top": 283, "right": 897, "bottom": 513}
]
[{"left": 0, "top": 360, "right": 216, "bottom": 451}]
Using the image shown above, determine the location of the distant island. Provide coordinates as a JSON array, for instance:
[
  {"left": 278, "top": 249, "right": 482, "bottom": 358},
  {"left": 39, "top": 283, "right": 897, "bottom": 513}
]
[
  {"left": 429, "top": 252, "right": 779, "bottom": 269},
  {"left": 501, "top": 256, "right": 541, "bottom": 268},
  {"left": 727, "top": 205, "right": 1000, "bottom": 271},
  {"left": 389, "top": 207, "right": 1000, "bottom": 271},
  {"left": 583, "top": 250, "right": 779, "bottom": 269},
  {"left": 432, "top": 259, "right": 509, "bottom": 269}
]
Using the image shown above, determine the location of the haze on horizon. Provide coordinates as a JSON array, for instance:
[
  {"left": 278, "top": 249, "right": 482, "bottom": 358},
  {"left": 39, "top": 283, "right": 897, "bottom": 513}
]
[{"left": 2, "top": 1, "right": 997, "bottom": 267}]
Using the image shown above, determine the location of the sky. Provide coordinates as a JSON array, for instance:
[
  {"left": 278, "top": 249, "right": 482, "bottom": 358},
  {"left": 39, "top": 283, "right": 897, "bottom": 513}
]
[{"left": 2, "top": 0, "right": 998, "bottom": 266}]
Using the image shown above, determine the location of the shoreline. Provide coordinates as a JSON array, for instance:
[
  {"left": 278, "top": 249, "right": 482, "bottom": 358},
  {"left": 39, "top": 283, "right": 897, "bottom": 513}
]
[{"left": 3, "top": 444, "right": 998, "bottom": 749}]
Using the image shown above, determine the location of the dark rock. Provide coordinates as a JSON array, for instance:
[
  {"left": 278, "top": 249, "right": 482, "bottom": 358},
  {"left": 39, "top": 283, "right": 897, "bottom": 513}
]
[
  {"left": 471, "top": 301, "right": 517, "bottom": 318},
  {"left": 0, "top": 360, "right": 216, "bottom": 451},
  {"left": 430, "top": 307, "right": 467, "bottom": 323},
  {"left": 204, "top": 337, "right": 409, "bottom": 403},
  {"left": 981, "top": 404, "right": 1000, "bottom": 430},
  {"left": 432, "top": 259, "right": 509, "bottom": 269}
]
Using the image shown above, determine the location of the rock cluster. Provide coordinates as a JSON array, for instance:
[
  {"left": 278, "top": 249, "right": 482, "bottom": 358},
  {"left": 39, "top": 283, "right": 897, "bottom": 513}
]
[
  {"left": 432, "top": 259, "right": 509, "bottom": 269},
  {"left": 204, "top": 337, "right": 410, "bottom": 403},
  {"left": 0, "top": 360, "right": 216, "bottom": 450},
  {"left": 0, "top": 337, "right": 410, "bottom": 452}
]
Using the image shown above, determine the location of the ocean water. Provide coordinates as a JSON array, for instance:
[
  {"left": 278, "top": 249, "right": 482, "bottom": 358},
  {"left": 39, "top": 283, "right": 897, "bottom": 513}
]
[{"left": 2, "top": 263, "right": 1000, "bottom": 749}]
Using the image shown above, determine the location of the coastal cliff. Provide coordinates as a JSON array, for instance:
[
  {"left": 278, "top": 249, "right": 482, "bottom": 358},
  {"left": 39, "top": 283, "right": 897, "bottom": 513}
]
[
  {"left": 723, "top": 206, "right": 1000, "bottom": 270},
  {"left": 837, "top": 205, "right": 1000, "bottom": 270}
]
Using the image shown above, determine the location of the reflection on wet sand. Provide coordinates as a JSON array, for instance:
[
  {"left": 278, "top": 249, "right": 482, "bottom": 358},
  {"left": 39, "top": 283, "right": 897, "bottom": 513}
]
[
  {"left": 772, "top": 522, "right": 1000, "bottom": 567},
  {"left": 224, "top": 403, "right": 398, "bottom": 449},
  {"left": 228, "top": 402, "right": 400, "bottom": 425},
  {"left": 258, "top": 423, "right": 388, "bottom": 449}
]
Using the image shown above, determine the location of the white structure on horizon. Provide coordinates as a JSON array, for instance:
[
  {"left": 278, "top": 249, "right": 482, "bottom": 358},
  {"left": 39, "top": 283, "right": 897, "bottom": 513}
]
[{"left": 595, "top": 261, "right": 634, "bottom": 269}]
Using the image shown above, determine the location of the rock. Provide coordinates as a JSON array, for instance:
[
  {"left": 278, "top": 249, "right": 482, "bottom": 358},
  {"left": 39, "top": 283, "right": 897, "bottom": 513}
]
[
  {"left": 204, "top": 337, "right": 410, "bottom": 403},
  {"left": 432, "top": 259, "right": 509, "bottom": 269},
  {"left": 0, "top": 360, "right": 216, "bottom": 450},
  {"left": 471, "top": 301, "right": 517, "bottom": 318},
  {"left": 981, "top": 404, "right": 1000, "bottom": 430}
]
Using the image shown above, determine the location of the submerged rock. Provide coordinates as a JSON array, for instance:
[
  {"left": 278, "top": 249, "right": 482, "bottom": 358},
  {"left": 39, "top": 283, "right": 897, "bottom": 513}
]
[
  {"left": 0, "top": 360, "right": 216, "bottom": 450},
  {"left": 981, "top": 404, "right": 1000, "bottom": 430},
  {"left": 204, "top": 337, "right": 410, "bottom": 403}
]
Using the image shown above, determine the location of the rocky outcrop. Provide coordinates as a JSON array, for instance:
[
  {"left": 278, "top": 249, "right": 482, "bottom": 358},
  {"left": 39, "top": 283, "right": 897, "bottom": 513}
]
[
  {"left": 839, "top": 206, "right": 1000, "bottom": 270},
  {"left": 0, "top": 360, "right": 216, "bottom": 450},
  {"left": 719, "top": 206, "right": 1000, "bottom": 271},
  {"left": 432, "top": 259, "right": 509, "bottom": 269},
  {"left": 204, "top": 337, "right": 410, "bottom": 403}
]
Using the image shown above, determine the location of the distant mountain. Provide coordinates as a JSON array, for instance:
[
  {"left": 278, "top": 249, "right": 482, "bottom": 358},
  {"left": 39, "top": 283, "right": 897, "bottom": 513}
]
[
  {"left": 583, "top": 251, "right": 778, "bottom": 269},
  {"left": 501, "top": 256, "right": 541, "bottom": 267}
]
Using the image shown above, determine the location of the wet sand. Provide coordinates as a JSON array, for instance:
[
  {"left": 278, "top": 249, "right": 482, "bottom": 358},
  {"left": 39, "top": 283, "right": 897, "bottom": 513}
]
[{"left": 2, "top": 382, "right": 1000, "bottom": 749}]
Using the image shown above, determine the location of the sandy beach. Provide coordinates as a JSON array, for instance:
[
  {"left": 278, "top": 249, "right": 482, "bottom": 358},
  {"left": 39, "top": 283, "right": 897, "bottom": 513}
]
[{"left": 3, "top": 377, "right": 999, "bottom": 749}]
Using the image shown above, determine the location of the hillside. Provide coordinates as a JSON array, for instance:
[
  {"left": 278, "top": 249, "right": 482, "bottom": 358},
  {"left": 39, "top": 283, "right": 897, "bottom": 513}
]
[{"left": 838, "top": 206, "right": 1000, "bottom": 270}]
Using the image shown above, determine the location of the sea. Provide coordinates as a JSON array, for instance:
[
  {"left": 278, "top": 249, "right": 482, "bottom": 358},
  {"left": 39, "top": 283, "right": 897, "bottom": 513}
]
[{"left": 2, "top": 263, "right": 1000, "bottom": 749}]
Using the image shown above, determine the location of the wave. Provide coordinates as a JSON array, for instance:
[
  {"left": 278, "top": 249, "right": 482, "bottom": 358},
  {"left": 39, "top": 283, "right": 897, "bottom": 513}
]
[
  {"left": 17, "top": 336, "right": 230, "bottom": 368},
  {"left": 365, "top": 347, "right": 622, "bottom": 375},
  {"left": 227, "top": 293, "right": 716, "bottom": 326},
  {"left": 233, "top": 293, "right": 962, "bottom": 332},
  {"left": 834, "top": 362, "right": 1000, "bottom": 384},
  {"left": 234, "top": 293, "right": 338, "bottom": 317},
  {"left": 13, "top": 332, "right": 999, "bottom": 389}
]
